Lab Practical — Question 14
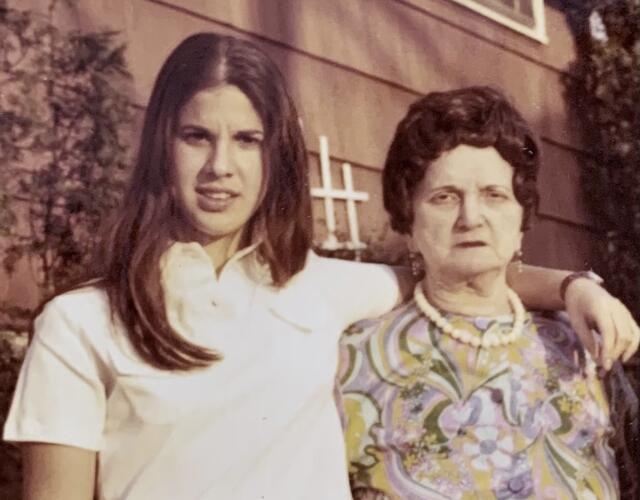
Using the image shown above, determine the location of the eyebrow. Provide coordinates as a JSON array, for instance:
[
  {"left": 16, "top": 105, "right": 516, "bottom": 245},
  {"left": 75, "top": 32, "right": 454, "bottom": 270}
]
[
  {"left": 177, "top": 123, "right": 264, "bottom": 134},
  {"left": 235, "top": 129, "right": 264, "bottom": 135},
  {"left": 427, "top": 183, "right": 512, "bottom": 193},
  {"left": 427, "top": 185, "right": 461, "bottom": 193}
]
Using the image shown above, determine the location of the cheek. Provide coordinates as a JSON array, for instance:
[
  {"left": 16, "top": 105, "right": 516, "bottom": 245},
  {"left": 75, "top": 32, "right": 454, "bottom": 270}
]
[
  {"left": 171, "top": 165, "right": 193, "bottom": 202},
  {"left": 494, "top": 208, "right": 524, "bottom": 252},
  {"left": 412, "top": 210, "right": 451, "bottom": 255},
  {"left": 172, "top": 146, "right": 209, "bottom": 192},
  {"left": 171, "top": 147, "right": 192, "bottom": 184},
  {"left": 414, "top": 205, "right": 452, "bottom": 235},
  {"left": 243, "top": 154, "right": 266, "bottom": 201}
]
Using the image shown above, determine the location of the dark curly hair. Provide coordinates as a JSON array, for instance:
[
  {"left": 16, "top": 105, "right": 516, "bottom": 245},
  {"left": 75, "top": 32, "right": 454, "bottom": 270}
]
[{"left": 383, "top": 86, "right": 539, "bottom": 234}]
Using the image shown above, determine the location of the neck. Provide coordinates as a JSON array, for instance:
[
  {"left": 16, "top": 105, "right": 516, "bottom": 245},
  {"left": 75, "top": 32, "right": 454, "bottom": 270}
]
[
  {"left": 423, "top": 268, "right": 511, "bottom": 316},
  {"left": 202, "top": 231, "right": 244, "bottom": 275}
]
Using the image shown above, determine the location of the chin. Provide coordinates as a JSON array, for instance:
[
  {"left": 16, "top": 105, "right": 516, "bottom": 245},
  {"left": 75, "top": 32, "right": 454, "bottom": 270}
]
[
  {"left": 444, "top": 259, "right": 505, "bottom": 280},
  {"left": 179, "top": 217, "right": 234, "bottom": 245}
]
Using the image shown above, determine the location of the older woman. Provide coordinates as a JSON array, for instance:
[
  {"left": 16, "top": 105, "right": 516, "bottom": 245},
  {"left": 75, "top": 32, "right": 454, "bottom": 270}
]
[{"left": 340, "top": 87, "right": 620, "bottom": 499}]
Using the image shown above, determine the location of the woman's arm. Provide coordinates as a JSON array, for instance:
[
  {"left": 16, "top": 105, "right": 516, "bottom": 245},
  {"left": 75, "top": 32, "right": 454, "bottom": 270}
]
[
  {"left": 507, "top": 264, "right": 569, "bottom": 311},
  {"left": 509, "top": 263, "right": 640, "bottom": 370},
  {"left": 22, "top": 443, "right": 96, "bottom": 500}
]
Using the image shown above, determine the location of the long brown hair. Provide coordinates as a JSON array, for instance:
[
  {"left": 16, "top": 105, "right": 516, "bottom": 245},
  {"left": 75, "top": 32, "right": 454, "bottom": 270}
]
[{"left": 99, "top": 33, "right": 312, "bottom": 370}]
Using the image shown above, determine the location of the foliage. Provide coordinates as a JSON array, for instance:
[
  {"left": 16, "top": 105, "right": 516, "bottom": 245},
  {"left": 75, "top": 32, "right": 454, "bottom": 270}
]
[
  {"left": 563, "top": 0, "right": 640, "bottom": 317},
  {"left": 0, "top": 3, "right": 133, "bottom": 297},
  {"left": 0, "top": 2, "right": 133, "bottom": 495},
  {"left": 562, "top": 1, "right": 640, "bottom": 496},
  {"left": 0, "top": 332, "right": 26, "bottom": 500}
]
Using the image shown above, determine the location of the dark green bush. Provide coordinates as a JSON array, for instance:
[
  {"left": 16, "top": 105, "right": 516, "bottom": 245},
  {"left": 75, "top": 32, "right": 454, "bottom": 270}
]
[{"left": 0, "top": 1, "right": 132, "bottom": 494}]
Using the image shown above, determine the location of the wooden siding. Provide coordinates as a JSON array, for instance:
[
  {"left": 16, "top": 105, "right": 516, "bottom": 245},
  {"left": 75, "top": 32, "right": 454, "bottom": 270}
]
[{"left": 2, "top": 0, "right": 597, "bottom": 309}]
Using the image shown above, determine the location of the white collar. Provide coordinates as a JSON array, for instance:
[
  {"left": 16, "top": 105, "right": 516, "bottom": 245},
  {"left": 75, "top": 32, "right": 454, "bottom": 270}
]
[{"left": 160, "top": 243, "right": 328, "bottom": 336}]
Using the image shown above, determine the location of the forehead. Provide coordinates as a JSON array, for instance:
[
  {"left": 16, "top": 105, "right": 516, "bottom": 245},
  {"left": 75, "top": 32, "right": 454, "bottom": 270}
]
[
  {"left": 178, "top": 84, "right": 263, "bottom": 129},
  {"left": 423, "top": 145, "right": 514, "bottom": 188}
]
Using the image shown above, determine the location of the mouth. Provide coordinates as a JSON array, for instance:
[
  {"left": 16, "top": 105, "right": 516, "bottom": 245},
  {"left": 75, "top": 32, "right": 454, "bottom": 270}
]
[
  {"left": 195, "top": 186, "right": 239, "bottom": 211},
  {"left": 455, "top": 241, "right": 487, "bottom": 248}
]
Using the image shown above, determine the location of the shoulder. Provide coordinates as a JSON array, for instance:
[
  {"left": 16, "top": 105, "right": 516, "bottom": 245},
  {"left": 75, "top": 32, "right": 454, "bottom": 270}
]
[
  {"left": 310, "top": 253, "right": 401, "bottom": 319},
  {"left": 342, "top": 301, "right": 419, "bottom": 348},
  {"left": 45, "top": 284, "right": 110, "bottom": 314},
  {"left": 34, "top": 285, "right": 113, "bottom": 352},
  {"left": 40, "top": 285, "right": 111, "bottom": 328},
  {"left": 339, "top": 301, "right": 423, "bottom": 392},
  {"left": 305, "top": 253, "right": 395, "bottom": 283},
  {"left": 530, "top": 311, "right": 581, "bottom": 349},
  {"left": 528, "top": 310, "right": 591, "bottom": 369},
  {"left": 273, "top": 252, "right": 401, "bottom": 326}
]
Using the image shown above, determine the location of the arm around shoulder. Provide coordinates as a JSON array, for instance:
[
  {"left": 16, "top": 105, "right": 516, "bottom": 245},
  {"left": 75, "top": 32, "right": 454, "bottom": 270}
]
[
  {"left": 337, "top": 259, "right": 403, "bottom": 322},
  {"left": 22, "top": 443, "right": 96, "bottom": 500},
  {"left": 507, "top": 263, "right": 568, "bottom": 310},
  {"left": 509, "top": 263, "right": 640, "bottom": 369}
]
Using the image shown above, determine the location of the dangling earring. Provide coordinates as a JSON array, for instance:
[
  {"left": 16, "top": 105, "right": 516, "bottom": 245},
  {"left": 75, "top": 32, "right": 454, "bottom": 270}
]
[
  {"left": 513, "top": 249, "right": 523, "bottom": 274},
  {"left": 410, "top": 251, "right": 425, "bottom": 279}
]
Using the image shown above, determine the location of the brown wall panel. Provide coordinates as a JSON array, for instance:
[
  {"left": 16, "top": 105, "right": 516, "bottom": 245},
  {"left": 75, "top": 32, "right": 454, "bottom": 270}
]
[
  {"left": 401, "top": 0, "right": 576, "bottom": 70},
  {"left": 64, "top": 1, "right": 580, "bottom": 169},
  {"left": 162, "top": 0, "right": 580, "bottom": 148},
  {"left": 62, "top": 0, "right": 418, "bottom": 169},
  {"left": 164, "top": 0, "right": 575, "bottom": 81},
  {"left": 538, "top": 141, "right": 590, "bottom": 225},
  {"left": 2, "top": 0, "right": 595, "bottom": 307},
  {"left": 32, "top": 0, "right": 580, "bottom": 151},
  {"left": 523, "top": 216, "right": 598, "bottom": 270},
  {"left": 25, "top": 0, "right": 582, "bottom": 164}
]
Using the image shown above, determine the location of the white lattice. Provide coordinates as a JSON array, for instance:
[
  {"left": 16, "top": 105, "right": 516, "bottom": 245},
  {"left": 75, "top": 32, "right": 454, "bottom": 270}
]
[{"left": 311, "top": 135, "right": 369, "bottom": 251}]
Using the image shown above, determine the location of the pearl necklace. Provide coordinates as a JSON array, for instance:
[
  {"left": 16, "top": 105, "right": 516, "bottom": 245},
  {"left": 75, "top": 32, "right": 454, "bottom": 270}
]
[{"left": 413, "top": 283, "right": 525, "bottom": 348}]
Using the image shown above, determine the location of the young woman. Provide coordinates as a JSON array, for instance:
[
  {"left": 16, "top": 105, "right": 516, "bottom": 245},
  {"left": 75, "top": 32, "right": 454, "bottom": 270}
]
[{"left": 4, "top": 33, "right": 638, "bottom": 500}]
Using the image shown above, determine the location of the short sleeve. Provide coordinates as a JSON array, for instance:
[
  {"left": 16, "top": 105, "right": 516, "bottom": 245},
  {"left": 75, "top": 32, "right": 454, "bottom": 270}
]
[
  {"left": 321, "top": 259, "right": 400, "bottom": 326},
  {"left": 3, "top": 298, "right": 107, "bottom": 450}
]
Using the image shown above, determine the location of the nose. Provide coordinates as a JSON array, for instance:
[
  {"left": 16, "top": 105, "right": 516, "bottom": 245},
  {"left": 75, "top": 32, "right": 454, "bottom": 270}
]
[
  {"left": 456, "top": 194, "right": 483, "bottom": 229},
  {"left": 205, "top": 139, "right": 232, "bottom": 177}
]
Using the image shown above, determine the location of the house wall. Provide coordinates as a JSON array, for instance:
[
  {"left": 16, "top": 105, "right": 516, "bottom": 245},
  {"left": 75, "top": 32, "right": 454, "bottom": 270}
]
[{"left": 1, "top": 0, "right": 596, "bottom": 309}]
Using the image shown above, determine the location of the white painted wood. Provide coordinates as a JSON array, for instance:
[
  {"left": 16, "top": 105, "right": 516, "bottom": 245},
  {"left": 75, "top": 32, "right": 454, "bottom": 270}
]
[
  {"left": 447, "top": 0, "right": 548, "bottom": 43},
  {"left": 311, "top": 136, "right": 369, "bottom": 251},
  {"left": 341, "top": 163, "right": 367, "bottom": 250},
  {"left": 316, "top": 135, "right": 339, "bottom": 250}
]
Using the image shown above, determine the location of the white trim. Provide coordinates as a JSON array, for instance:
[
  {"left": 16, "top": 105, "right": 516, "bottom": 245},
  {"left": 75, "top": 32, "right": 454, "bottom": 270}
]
[
  {"left": 312, "top": 136, "right": 369, "bottom": 251},
  {"left": 448, "top": 0, "right": 548, "bottom": 44}
]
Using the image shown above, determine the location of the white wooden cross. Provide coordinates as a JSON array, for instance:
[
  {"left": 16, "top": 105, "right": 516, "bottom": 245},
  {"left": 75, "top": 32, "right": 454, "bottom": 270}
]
[{"left": 311, "top": 135, "right": 369, "bottom": 251}]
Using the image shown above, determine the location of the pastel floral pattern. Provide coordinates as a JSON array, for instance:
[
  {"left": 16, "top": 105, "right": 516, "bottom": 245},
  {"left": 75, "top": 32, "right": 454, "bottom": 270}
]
[
  {"left": 339, "top": 304, "right": 618, "bottom": 500},
  {"left": 464, "top": 427, "right": 514, "bottom": 470}
]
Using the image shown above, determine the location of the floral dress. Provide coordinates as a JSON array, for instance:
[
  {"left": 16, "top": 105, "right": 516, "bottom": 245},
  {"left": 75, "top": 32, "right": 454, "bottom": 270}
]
[{"left": 339, "top": 301, "right": 618, "bottom": 500}]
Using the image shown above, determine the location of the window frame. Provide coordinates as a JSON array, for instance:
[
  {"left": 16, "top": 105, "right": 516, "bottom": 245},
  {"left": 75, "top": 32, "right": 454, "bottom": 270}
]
[{"left": 448, "top": 0, "right": 548, "bottom": 43}]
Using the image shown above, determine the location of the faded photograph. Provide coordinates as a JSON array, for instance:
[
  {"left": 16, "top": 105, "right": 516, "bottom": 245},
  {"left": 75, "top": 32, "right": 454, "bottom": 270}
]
[{"left": 1, "top": 1, "right": 638, "bottom": 499}]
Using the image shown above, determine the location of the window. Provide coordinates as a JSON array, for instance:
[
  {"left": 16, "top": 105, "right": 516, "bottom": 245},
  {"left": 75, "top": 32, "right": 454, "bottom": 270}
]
[{"left": 448, "top": 0, "right": 547, "bottom": 43}]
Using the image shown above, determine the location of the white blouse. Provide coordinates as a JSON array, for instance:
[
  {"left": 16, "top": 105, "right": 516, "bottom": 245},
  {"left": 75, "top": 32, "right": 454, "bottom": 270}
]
[{"left": 4, "top": 242, "right": 400, "bottom": 500}]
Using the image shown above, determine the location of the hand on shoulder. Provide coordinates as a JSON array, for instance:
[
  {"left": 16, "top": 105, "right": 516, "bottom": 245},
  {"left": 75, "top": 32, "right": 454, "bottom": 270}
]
[{"left": 564, "top": 278, "right": 640, "bottom": 370}]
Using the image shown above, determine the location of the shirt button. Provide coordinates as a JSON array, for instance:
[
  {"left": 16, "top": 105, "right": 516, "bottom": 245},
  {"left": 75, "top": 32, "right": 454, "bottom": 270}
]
[{"left": 508, "top": 477, "right": 524, "bottom": 493}]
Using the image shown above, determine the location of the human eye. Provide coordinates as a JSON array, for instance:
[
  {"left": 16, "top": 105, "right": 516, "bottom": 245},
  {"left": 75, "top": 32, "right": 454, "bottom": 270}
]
[
  {"left": 429, "top": 191, "right": 459, "bottom": 204},
  {"left": 235, "top": 131, "right": 264, "bottom": 148},
  {"left": 483, "top": 186, "right": 512, "bottom": 202},
  {"left": 178, "top": 127, "right": 210, "bottom": 145}
]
